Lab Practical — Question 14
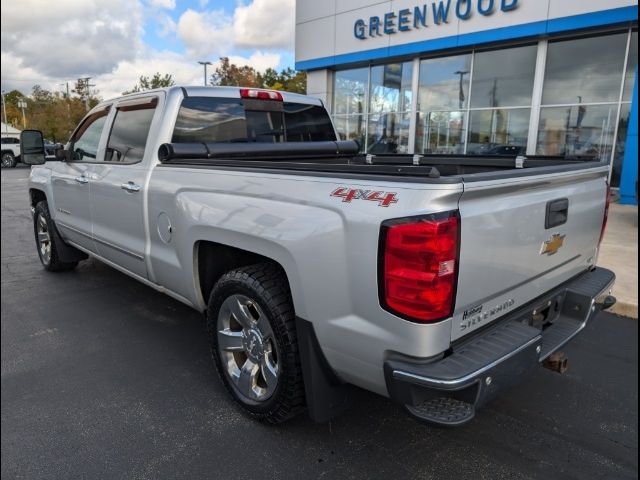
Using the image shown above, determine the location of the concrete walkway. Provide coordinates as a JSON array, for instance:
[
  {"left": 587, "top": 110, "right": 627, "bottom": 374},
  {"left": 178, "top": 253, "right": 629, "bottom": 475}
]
[{"left": 598, "top": 203, "right": 638, "bottom": 318}]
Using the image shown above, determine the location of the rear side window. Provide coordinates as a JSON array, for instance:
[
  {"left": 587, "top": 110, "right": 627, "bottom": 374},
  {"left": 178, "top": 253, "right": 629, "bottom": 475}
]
[
  {"left": 172, "top": 97, "right": 336, "bottom": 144},
  {"left": 105, "top": 99, "right": 157, "bottom": 163}
]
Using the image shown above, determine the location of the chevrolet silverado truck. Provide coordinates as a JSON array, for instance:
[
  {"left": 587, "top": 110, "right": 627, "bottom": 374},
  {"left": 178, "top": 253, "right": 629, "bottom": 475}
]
[{"left": 22, "top": 86, "right": 617, "bottom": 426}]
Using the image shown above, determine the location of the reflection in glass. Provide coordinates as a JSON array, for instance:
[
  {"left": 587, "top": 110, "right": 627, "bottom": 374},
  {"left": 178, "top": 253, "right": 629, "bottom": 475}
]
[
  {"left": 332, "top": 114, "right": 366, "bottom": 151},
  {"left": 370, "top": 62, "right": 413, "bottom": 113},
  {"left": 334, "top": 68, "right": 368, "bottom": 115},
  {"left": 418, "top": 54, "right": 472, "bottom": 111},
  {"left": 367, "top": 113, "right": 410, "bottom": 154},
  {"left": 611, "top": 103, "right": 631, "bottom": 187},
  {"left": 415, "top": 111, "right": 465, "bottom": 154},
  {"left": 471, "top": 45, "right": 537, "bottom": 108},
  {"left": 542, "top": 33, "right": 628, "bottom": 105},
  {"left": 623, "top": 31, "right": 638, "bottom": 102},
  {"left": 536, "top": 104, "right": 618, "bottom": 161},
  {"left": 467, "top": 109, "right": 530, "bottom": 155}
]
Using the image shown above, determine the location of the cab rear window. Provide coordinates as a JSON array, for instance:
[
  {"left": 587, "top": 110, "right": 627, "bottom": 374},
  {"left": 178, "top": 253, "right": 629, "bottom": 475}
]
[{"left": 172, "top": 97, "right": 336, "bottom": 144}]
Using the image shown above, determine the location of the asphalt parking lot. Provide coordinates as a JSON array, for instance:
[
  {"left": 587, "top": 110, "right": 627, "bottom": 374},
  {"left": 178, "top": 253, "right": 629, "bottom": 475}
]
[{"left": 1, "top": 166, "right": 638, "bottom": 480}]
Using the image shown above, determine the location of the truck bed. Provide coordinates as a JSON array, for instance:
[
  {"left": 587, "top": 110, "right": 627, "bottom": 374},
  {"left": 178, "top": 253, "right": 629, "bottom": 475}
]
[{"left": 157, "top": 141, "right": 603, "bottom": 183}]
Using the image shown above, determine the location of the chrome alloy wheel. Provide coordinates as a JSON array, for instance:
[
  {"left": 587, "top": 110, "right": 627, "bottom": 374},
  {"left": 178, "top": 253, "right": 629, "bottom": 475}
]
[
  {"left": 1, "top": 153, "right": 14, "bottom": 167},
  {"left": 36, "top": 213, "right": 51, "bottom": 264},
  {"left": 217, "top": 294, "right": 280, "bottom": 402}
]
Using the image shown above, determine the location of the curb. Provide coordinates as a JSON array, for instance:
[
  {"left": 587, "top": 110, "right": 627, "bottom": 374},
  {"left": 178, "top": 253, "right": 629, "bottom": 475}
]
[{"left": 609, "top": 301, "right": 639, "bottom": 319}]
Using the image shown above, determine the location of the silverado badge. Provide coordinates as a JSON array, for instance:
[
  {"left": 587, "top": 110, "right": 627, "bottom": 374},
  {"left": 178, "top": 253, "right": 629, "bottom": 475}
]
[{"left": 540, "top": 233, "right": 566, "bottom": 255}]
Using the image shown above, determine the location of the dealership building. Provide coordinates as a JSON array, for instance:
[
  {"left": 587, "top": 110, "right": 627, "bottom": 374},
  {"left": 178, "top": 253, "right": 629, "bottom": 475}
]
[{"left": 295, "top": 0, "right": 638, "bottom": 204}]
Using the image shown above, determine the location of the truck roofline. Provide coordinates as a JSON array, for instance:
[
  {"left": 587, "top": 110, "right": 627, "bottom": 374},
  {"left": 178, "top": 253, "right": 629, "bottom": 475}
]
[{"left": 103, "top": 85, "right": 323, "bottom": 107}]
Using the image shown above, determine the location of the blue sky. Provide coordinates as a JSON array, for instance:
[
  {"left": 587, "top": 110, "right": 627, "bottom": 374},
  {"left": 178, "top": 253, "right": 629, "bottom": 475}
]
[{"left": 1, "top": 0, "right": 296, "bottom": 98}]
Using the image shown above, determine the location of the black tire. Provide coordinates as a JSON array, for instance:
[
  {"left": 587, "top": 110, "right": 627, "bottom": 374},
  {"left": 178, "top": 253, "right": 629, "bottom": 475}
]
[
  {"left": 33, "top": 201, "right": 78, "bottom": 272},
  {"left": 206, "top": 262, "right": 305, "bottom": 423},
  {"left": 1, "top": 151, "right": 17, "bottom": 168}
]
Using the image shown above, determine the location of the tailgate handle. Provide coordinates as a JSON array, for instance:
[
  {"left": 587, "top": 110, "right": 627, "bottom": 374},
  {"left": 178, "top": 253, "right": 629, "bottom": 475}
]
[{"left": 545, "top": 198, "right": 569, "bottom": 229}]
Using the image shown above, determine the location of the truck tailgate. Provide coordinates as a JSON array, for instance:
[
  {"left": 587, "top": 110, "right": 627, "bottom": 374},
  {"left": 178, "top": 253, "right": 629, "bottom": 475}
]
[{"left": 452, "top": 167, "right": 609, "bottom": 340}]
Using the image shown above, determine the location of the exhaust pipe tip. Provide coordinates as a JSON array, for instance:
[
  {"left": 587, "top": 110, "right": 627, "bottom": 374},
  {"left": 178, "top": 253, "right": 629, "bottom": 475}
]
[{"left": 543, "top": 351, "right": 569, "bottom": 374}]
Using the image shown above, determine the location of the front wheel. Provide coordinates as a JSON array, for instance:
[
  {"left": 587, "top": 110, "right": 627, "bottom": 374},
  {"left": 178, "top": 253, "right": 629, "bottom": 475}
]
[
  {"left": 1, "top": 152, "right": 17, "bottom": 168},
  {"left": 206, "top": 263, "right": 305, "bottom": 423},
  {"left": 33, "top": 201, "right": 78, "bottom": 272}
]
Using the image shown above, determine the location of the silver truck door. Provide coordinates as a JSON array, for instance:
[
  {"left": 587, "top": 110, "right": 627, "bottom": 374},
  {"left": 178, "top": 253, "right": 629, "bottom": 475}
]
[
  {"left": 51, "top": 108, "right": 110, "bottom": 251},
  {"left": 89, "top": 96, "right": 159, "bottom": 279}
]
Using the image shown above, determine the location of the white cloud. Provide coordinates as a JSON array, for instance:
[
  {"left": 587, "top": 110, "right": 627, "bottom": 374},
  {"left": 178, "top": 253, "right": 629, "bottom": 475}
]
[
  {"left": 157, "top": 13, "right": 177, "bottom": 37},
  {"left": 1, "top": 0, "right": 144, "bottom": 78},
  {"left": 233, "top": 0, "right": 295, "bottom": 50},
  {"left": 228, "top": 52, "right": 281, "bottom": 72},
  {"left": 177, "top": 9, "right": 234, "bottom": 58},
  {"left": 94, "top": 50, "right": 203, "bottom": 99},
  {"left": 0, "top": 0, "right": 293, "bottom": 99},
  {"left": 95, "top": 51, "right": 281, "bottom": 99},
  {"left": 148, "top": 0, "right": 175, "bottom": 9}
]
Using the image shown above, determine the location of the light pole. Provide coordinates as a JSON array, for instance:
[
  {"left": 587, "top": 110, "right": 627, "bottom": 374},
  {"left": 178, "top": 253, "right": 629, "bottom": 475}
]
[
  {"left": 454, "top": 70, "right": 469, "bottom": 110},
  {"left": 198, "top": 61, "right": 212, "bottom": 86},
  {"left": 17, "top": 100, "right": 27, "bottom": 128},
  {"left": 1, "top": 90, "right": 8, "bottom": 133}
]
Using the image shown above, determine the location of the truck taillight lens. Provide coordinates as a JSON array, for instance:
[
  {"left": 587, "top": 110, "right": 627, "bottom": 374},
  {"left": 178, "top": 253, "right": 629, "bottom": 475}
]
[
  {"left": 239, "top": 88, "right": 283, "bottom": 101},
  {"left": 599, "top": 182, "right": 612, "bottom": 247},
  {"left": 380, "top": 212, "right": 460, "bottom": 323}
]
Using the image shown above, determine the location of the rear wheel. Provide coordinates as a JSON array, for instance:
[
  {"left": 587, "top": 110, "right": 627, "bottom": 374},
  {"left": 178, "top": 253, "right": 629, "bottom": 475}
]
[
  {"left": 206, "top": 263, "right": 305, "bottom": 423},
  {"left": 1, "top": 152, "right": 16, "bottom": 168},
  {"left": 33, "top": 201, "right": 78, "bottom": 272}
]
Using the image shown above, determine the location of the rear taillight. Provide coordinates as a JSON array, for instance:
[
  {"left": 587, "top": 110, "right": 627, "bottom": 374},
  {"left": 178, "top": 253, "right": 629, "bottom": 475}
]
[
  {"left": 599, "top": 182, "right": 612, "bottom": 247},
  {"left": 379, "top": 211, "right": 460, "bottom": 323},
  {"left": 239, "top": 88, "right": 283, "bottom": 101}
]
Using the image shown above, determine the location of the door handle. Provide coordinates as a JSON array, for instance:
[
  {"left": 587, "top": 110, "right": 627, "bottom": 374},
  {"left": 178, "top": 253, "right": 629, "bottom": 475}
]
[
  {"left": 121, "top": 182, "right": 141, "bottom": 193},
  {"left": 75, "top": 176, "right": 89, "bottom": 184}
]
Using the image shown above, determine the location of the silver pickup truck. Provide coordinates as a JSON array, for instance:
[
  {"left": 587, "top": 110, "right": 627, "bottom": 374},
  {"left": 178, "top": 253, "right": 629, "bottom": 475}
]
[{"left": 22, "top": 86, "right": 616, "bottom": 427}]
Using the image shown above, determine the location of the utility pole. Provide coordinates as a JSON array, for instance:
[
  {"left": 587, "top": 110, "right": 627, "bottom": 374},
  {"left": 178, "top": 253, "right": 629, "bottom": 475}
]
[
  {"left": 59, "top": 82, "right": 70, "bottom": 98},
  {"left": 17, "top": 100, "right": 27, "bottom": 129},
  {"left": 78, "top": 77, "right": 94, "bottom": 111},
  {"left": 198, "top": 61, "right": 212, "bottom": 86},
  {"left": 1, "top": 90, "right": 8, "bottom": 133}
]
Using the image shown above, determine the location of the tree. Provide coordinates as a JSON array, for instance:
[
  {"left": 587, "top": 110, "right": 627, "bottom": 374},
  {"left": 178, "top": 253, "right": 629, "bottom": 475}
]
[
  {"left": 210, "top": 58, "right": 306, "bottom": 94},
  {"left": 123, "top": 73, "right": 175, "bottom": 94},
  {"left": 210, "top": 57, "right": 262, "bottom": 88},
  {"left": 2, "top": 90, "right": 26, "bottom": 127}
]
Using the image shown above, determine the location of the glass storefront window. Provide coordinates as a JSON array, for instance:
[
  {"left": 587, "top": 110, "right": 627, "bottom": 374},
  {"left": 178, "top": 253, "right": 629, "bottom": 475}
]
[
  {"left": 417, "top": 54, "right": 472, "bottom": 111},
  {"left": 611, "top": 103, "right": 631, "bottom": 188},
  {"left": 332, "top": 29, "right": 634, "bottom": 163},
  {"left": 622, "top": 31, "right": 638, "bottom": 102},
  {"left": 542, "top": 33, "right": 628, "bottom": 105},
  {"left": 332, "top": 114, "right": 366, "bottom": 148},
  {"left": 366, "top": 113, "right": 411, "bottom": 154},
  {"left": 415, "top": 111, "right": 466, "bottom": 154},
  {"left": 334, "top": 68, "right": 368, "bottom": 115},
  {"left": 467, "top": 108, "right": 530, "bottom": 155},
  {"left": 369, "top": 62, "right": 413, "bottom": 113},
  {"left": 536, "top": 104, "right": 618, "bottom": 160},
  {"left": 471, "top": 45, "right": 537, "bottom": 108}
]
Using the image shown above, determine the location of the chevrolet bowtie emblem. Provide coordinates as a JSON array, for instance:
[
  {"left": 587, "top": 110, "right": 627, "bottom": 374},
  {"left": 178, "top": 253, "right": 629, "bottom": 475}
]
[{"left": 540, "top": 233, "right": 566, "bottom": 255}]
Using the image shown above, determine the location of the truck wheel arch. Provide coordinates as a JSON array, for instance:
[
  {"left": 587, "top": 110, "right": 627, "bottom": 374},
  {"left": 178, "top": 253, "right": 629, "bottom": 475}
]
[
  {"left": 195, "top": 240, "right": 301, "bottom": 315},
  {"left": 29, "top": 188, "right": 48, "bottom": 208}
]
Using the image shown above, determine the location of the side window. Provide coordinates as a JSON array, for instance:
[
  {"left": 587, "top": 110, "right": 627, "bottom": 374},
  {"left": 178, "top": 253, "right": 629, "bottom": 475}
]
[
  {"left": 70, "top": 109, "right": 109, "bottom": 161},
  {"left": 105, "top": 99, "right": 157, "bottom": 163}
]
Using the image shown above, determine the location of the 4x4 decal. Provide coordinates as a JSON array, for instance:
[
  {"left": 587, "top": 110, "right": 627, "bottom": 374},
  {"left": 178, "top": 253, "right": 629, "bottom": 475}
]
[{"left": 330, "top": 187, "right": 398, "bottom": 207}]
